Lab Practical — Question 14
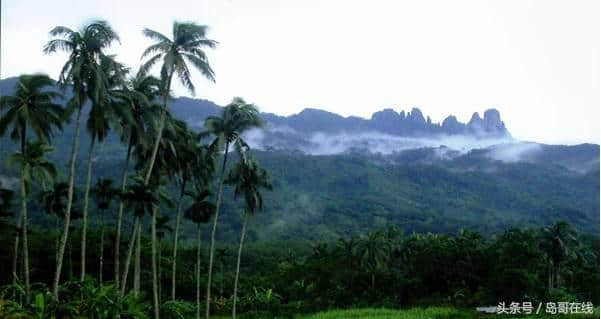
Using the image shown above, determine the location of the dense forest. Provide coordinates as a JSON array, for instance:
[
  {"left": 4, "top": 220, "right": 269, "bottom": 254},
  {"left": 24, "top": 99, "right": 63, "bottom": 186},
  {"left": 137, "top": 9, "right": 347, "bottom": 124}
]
[{"left": 0, "top": 19, "right": 598, "bottom": 319}]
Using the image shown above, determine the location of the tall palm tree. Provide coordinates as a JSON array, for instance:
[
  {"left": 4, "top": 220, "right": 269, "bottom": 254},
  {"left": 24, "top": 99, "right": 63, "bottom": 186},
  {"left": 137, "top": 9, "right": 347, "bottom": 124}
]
[
  {"left": 540, "top": 221, "right": 578, "bottom": 291},
  {"left": 225, "top": 158, "right": 272, "bottom": 319},
  {"left": 44, "top": 20, "right": 120, "bottom": 301},
  {"left": 337, "top": 237, "right": 359, "bottom": 269},
  {"left": 141, "top": 23, "right": 216, "bottom": 318},
  {"left": 359, "top": 231, "right": 386, "bottom": 290},
  {"left": 0, "top": 73, "right": 63, "bottom": 294},
  {"left": 171, "top": 127, "right": 215, "bottom": 301},
  {"left": 140, "top": 21, "right": 216, "bottom": 185},
  {"left": 119, "top": 175, "right": 160, "bottom": 297},
  {"left": 8, "top": 140, "right": 57, "bottom": 304},
  {"left": 184, "top": 190, "right": 215, "bottom": 319},
  {"left": 112, "top": 69, "right": 161, "bottom": 288},
  {"left": 80, "top": 56, "right": 130, "bottom": 282},
  {"left": 201, "top": 97, "right": 262, "bottom": 318},
  {"left": 126, "top": 113, "right": 178, "bottom": 314},
  {"left": 39, "top": 181, "right": 70, "bottom": 265},
  {"left": 91, "top": 178, "right": 118, "bottom": 283}
]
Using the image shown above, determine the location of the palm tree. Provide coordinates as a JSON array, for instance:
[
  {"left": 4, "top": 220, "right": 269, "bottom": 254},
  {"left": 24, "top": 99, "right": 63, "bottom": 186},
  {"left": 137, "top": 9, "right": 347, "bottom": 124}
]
[
  {"left": 112, "top": 69, "right": 161, "bottom": 288},
  {"left": 156, "top": 215, "right": 173, "bottom": 304},
  {"left": 225, "top": 158, "right": 272, "bottom": 319},
  {"left": 184, "top": 190, "right": 215, "bottom": 319},
  {"left": 337, "top": 237, "right": 359, "bottom": 269},
  {"left": 8, "top": 140, "right": 57, "bottom": 304},
  {"left": 38, "top": 181, "right": 70, "bottom": 264},
  {"left": 140, "top": 21, "right": 216, "bottom": 186},
  {"left": 215, "top": 248, "right": 230, "bottom": 299},
  {"left": 0, "top": 73, "right": 63, "bottom": 293},
  {"left": 171, "top": 127, "right": 215, "bottom": 300},
  {"left": 540, "top": 221, "right": 578, "bottom": 291},
  {"left": 44, "top": 20, "right": 120, "bottom": 301},
  {"left": 91, "top": 178, "right": 118, "bottom": 283},
  {"left": 126, "top": 114, "right": 178, "bottom": 315},
  {"left": 201, "top": 97, "right": 262, "bottom": 318},
  {"left": 119, "top": 175, "right": 160, "bottom": 297},
  {"left": 141, "top": 23, "right": 216, "bottom": 318},
  {"left": 359, "top": 231, "right": 386, "bottom": 290},
  {"left": 80, "top": 56, "right": 130, "bottom": 282}
]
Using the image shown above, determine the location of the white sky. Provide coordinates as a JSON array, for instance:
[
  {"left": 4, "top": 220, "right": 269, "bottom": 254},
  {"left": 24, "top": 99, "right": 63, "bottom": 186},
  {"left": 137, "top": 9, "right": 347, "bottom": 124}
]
[{"left": 2, "top": 0, "right": 599, "bottom": 144}]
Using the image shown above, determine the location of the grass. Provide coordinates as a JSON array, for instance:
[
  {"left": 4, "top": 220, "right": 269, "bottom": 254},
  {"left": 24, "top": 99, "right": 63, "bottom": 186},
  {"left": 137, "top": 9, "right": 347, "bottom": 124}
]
[
  {"left": 298, "top": 307, "right": 601, "bottom": 319},
  {"left": 300, "top": 307, "right": 467, "bottom": 319}
]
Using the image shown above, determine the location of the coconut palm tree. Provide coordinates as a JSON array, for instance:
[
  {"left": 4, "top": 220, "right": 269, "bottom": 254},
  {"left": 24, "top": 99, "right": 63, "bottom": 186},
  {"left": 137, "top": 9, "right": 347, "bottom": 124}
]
[
  {"left": 126, "top": 113, "right": 178, "bottom": 314},
  {"left": 38, "top": 181, "right": 70, "bottom": 264},
  {"left": 140, "top": 21, "right": 216, "bottom": 186},
  {"left": 119, "top": 175, "right": 161, "bottom": 297},
  {"left": 91, "top": 178, "right": 118, "bottom": 283},
  {"left": 359, "top": 231, "right": 386, "bottom": 290},
  {"left": 80, "top": 56, "right": 130, "bottom": 282},
  {"left": 171, "top": 127, "right": 215, "bottom": 301},
  {"left": 540, "top": 221, "right": 578, "bottom": 291},
  {"left": 44, "top": 20, "right": 120, "bottom": 301},
  {"left": 337, "top": 237, "right": 359, "bottom": 269},
  {"left": 225, "top": 158, "right": 272, "bottom": 319},
  {"left": 201, "top": 97, "right": 262, "bottom": 317},
  {"left": 184, "top": 190, "right": 215, "bottom": 319},
  {"left": 141, "top": 23, "right": 216, "bottom": 317},
  {"left": 0, "top": 73, "right": 63, "bottom": 292},
  {"left": 8, "top": 140, "right": 57, "bottom": 304},
  {"left": 112, "top": 69, "right": 161, "bottom": 288}
]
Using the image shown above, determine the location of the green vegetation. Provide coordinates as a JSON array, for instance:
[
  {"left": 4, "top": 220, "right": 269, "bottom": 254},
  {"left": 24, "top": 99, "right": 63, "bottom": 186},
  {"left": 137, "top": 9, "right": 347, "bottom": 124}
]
[
  {"left": 0, "top": 18, "right": 598, "bottom": 319},
  {"left": 299, "top": 307, "right": 600, "bottom": 319}
]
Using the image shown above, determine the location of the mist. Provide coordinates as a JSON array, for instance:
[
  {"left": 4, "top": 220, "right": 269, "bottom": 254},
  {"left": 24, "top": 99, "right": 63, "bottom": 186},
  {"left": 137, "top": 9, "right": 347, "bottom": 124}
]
[{"left": 243, "top": 126, "right": 543, "bottom": 163}]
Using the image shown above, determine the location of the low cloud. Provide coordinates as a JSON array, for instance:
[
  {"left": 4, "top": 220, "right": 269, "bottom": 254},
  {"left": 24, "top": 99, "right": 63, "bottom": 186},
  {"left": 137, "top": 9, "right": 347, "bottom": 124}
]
[{"left": 243, "top": 126, "right": 532, "bottom": 161}]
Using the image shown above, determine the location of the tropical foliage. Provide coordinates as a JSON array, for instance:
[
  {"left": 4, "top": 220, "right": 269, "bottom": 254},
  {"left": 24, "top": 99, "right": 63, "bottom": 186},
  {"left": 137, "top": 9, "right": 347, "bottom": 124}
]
[{"left": 0, "top": 18, "right": 597, "bottom": 319}]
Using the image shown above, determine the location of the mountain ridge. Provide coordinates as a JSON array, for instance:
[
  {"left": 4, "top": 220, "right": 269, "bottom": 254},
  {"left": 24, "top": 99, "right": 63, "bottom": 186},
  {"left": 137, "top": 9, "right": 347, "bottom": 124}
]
[{"left": 1, "top": 76, "right": 510, "bottom": 139}]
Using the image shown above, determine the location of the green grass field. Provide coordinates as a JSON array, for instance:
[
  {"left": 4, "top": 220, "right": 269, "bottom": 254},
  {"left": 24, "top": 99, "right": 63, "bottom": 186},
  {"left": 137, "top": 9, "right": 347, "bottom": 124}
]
[{"left": 297, "top": 307, "right": 600, "bottom": 319}]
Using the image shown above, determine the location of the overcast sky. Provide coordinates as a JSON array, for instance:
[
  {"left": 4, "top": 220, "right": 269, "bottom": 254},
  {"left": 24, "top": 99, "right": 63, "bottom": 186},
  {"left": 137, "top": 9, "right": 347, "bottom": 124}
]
[{"left": 2, "top": 0, "right": 599, "bottom": 144}]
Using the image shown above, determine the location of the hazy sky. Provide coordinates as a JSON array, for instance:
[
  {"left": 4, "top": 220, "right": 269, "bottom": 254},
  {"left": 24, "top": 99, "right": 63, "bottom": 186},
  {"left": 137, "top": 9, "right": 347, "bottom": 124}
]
[{"left": 2, "top": 0, "right": 599, "bottom": 144}]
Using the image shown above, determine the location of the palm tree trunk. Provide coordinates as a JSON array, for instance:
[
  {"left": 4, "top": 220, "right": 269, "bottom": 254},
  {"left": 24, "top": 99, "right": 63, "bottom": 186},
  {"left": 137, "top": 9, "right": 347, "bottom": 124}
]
[
  {"left": 151, "top": 206, "right": 160, "bottom": 319},
  {"left": 11, "top": 203, "right": 22, "bottom": 287},
  {"left": 115, "top": 139, "right": 133, "bottom": 288},
  {"left": 232, "top": 214, "right": 248, "bottom": 319},
  {"left": 158, "top": 238, "right": 162, "bottom": 305},
  {"left": 20, "top": 164, "right": 30, "bottom": 305},
  {"left": 120, "top": 216, "right": 140, "bottom": 297},
  {"left": 52, "top": 105, "right": 84, "bottom": 301},
  {"left": 220, "top": 263, "right": 224, "bottom": 299},
  {"left": 99, "top": 210, "right": 105, "bottom": 284},
  {"left": 196, "top": 223, "right": 202, "bottom": 319},
  {"left": 171, "top": 186, "right": 185, "bottom": 300},
  {"left": 206, "top": 142, "right": 230, "bottom": 319},
  {"left": 548, "top": 263, "right": 552, "bottom": 292},
  {"left": 55, "top": 217, "right": 59, "bottom": 267},
  {"left": 371, "top": 273, "right": 375, "bottom": 290},
  {"left": 69, "top": 236, "right": 73, "bottom": 281},
  {"left": 134, "top": 223, "right": 141, "bottom": 294},
  {"left": 143, "top": 74, "right": 172, "bottom": 186},
  {"left": 80, "top": 136, "right": 97, "bottom": 282},
  {"left": 556, "top": 264, "right": 561, "bottom": 288}
]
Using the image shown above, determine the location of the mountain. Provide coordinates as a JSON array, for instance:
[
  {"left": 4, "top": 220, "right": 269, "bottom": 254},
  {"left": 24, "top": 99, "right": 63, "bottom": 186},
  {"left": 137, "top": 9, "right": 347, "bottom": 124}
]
[
  {"left": 169, "top": 97, "right": 509, "bottom": 138},
  {"left": 0, "top": 77, "right": 598, "bottom": 241}
]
